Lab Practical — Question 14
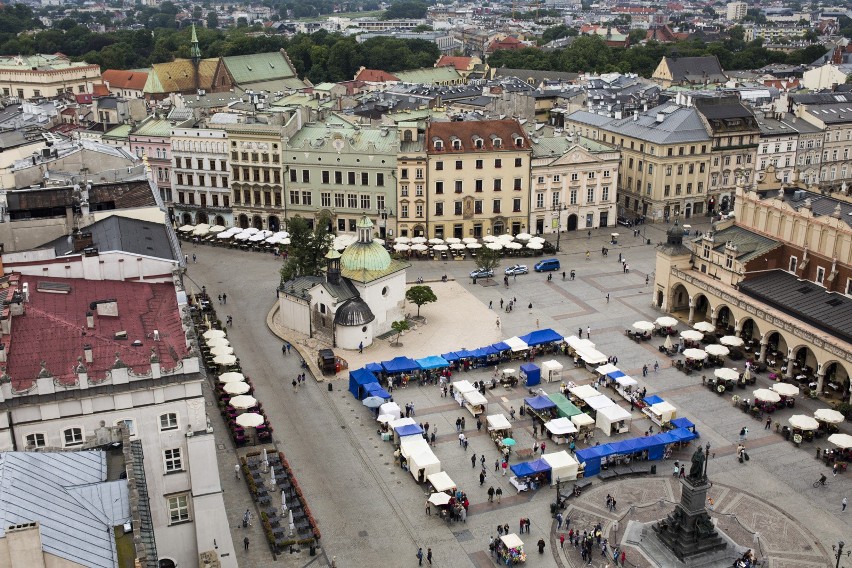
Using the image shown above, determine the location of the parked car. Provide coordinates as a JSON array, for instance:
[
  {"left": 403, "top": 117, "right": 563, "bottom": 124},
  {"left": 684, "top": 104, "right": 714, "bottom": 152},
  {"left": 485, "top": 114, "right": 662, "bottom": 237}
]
[
  {"left": 470, "top": 267, "right": 494, "bottom": 279},
  {"left": 504, "top": 264, "right": 529, "bottom": 276},
  {"left": 617, "top": 216, "right": 632, "bottom": 227},
  {"left": 534, "top": 258, "right": 561, "bottom": 272}
]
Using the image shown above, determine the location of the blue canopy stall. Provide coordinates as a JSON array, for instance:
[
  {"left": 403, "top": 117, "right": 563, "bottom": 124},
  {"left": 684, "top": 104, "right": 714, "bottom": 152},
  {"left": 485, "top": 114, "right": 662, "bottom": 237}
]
[
  {"left": 416, "top": 355, "right": 450, "bottom": 370},
  {"left": 382, "top": 356, "right": 419, "bottom": 374},
  {"left": 510, "top": 462, "right": 536, "bottom": 477},
  {"left": 455, "top": 348, "right": 475, "bottom": 359},
  {"left": 670, "top": 417, "right": 698, "bottom": 436},
  {"left": 394, "top": 423, "right": 425, "bottom": 438},
  {"left": 524, "top": 395, "right": 556, "bottom": 412},
  {"left": 643, "top": 395, "right": 664, "bottom": 406},
  {"left": 520, "top": 363, "right": 541, "bottom": 387},
  {"left": 607, "top": 370, "right": 625, "bottom": 380},
  {"left": 441, "top": 352, "right": 461, "bottom": 362},
  {"left": 491, "top": 341, "right": 511, "bottom": 352},
  {"left": 469, "top": 347, "right": 490, "bottom": 359},
  {"left": 647, "top": 432, "right": 679, "bottom": 460},
  {"left": 363, "top": 382, "right": 391, "bottom": 400},
  {"left": 669, "top": 427, "right": 698, "bottom": 443},
  {"left": 365, "top": 362, "right": 383, "bottom": 373},
  {"left": 480, "top": 345, "right": 500, "bottom": 355},
  {"left": 348, "top": 368, "right": 378, "bottom": 399},
  {"left": 575, "top": 444, "right": 615, "bottom": 477},
  {"left": 519, "top": 328, "right": 564, "bottom": 346}
]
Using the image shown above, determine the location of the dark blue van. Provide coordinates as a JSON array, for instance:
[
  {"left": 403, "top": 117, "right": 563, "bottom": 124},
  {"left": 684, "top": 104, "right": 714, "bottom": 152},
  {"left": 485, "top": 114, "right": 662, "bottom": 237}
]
[{"left": 534, "top": 258, "right": 560, "bottom": 272}]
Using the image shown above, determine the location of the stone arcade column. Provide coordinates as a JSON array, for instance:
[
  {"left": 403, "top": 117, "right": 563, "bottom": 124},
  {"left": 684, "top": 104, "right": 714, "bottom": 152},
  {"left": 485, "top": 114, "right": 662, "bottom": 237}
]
[
  {"left": 734, "top": 319, "right": 741, "bottom": 337},
  {"left": 687, "top": 299, "right": 695, "bottom": 325},
  {"left": 815, "top": 366, "right": 826, "bottom": 396},
  {"left": 785, "top": 349, "right": 795, "bottom": 379},
  {"left": 758, "top": 336, "right": 768, "bottom": 364}
]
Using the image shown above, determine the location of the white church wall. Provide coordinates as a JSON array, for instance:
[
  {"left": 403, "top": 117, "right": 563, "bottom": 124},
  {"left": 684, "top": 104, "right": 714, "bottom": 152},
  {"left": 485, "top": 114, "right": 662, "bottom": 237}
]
[
  {"left": 337, "top": 322, "right": 373, "bottom": 350},
  {"left": 355, "top": 270, "right": 406, "bottom": 335},
  {"left": 277, "top": 295, "right": 311, "bottom": 335}
]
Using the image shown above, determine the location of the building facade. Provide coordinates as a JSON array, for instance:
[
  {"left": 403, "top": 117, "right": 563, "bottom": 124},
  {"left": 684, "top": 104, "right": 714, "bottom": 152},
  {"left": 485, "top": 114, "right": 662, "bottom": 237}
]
[
  {"left": 529, "top": 134, "right": 620, "bottom": 235},
  {"left": 225, "top": 123, "right": 286, "bottom": 231},
  {"left": 284, "top": 117, "right": 398, "bottom": 237},
  {"left": 0, "top": 54, "right": 102, "bottom": 100},
  {"left": 424, "top": 119, "right": 532, "bottom": 239},
  {"left": 171, "top": 126, "right": 232, "bottom": 227},
  {"left": 792, "top": 92, "right": 852, "bottom": 192},
  {"left": 396, "top": 122, "right": 427, "bottom": 239},
  {"left": 130, "top": 117, "right": 181, "bottom": 207}
]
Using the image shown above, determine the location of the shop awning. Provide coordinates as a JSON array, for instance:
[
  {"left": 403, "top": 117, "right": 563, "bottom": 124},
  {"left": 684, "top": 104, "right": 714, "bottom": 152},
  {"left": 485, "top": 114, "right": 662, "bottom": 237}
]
[
  {"left": 491, "top": 341, "right": 511, "bottom": 351},
  {"left": 486, "top": 414, "right": 512, "bottom": 431},
  {"left": 585, "top": 394, "right": 616, "bottom": 411},
  {"left": 441, "top": 352, "right": 461, "bottom": 362},
  {"left": 524, "top": 395, "right": 556, "bottom": 411},
  {"left": 643, "top": 395, "right": 664, "bottom": 406},
  {"left": 510, "top": 462, "right": 536, "bottom": 477},
  {"left": 382, "top": 356, "right": 419, "bottom": 373},
  {"left": 504, "top": 336, "right": 529, "bottom": 352},
  {"left": 364, "top": 382, "right": 391, "bottom": 399},
  {"left": 569, "top": 384, "right": 600, "bottom": 401},
  {"left": 453, "top": 380, "right": 476, "bottom": 393},
  {"left": 595, "top": 363, "right": 618, "bottom": 375},
  {"left": 670, "top": 417, "right": 695, "bottom": 430},
  {"left": 571, "top": 413, "right": 595, "bottom": 427},
  {"left": 547, "top": 392, "right": 582, "bottom": 418},
  {"left": 519, "top": 328, "right": 564, "bottom": 346},
  {"left": 529, "top": 458, "right": 552, "bottom": 473},
  {"left": 501, "top": 533, "right": 524, "bottom": 549},
  {"left": 395, "top": 423, "right": 425, "bottom": 437},
  {"left": 427, "top": 471, "right": 455, "bottom": 493},
  {"left": 365, "top": 362, "right": 383, "bottom": 373},
  {"left": 615, "top": 376, "right": 638, "bottom": 387},
  {"left": 416, "top": 355, "right": 449, "bottom": 370},
  {"left": 545, "top": 417, "right": 578, "bottom": 435},
  {"left": 607, "top": 370, "right": 626, "bottom": 380}
]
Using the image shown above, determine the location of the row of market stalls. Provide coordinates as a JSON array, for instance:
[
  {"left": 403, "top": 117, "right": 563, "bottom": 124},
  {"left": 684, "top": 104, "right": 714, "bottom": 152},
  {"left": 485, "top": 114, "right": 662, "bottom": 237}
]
[
  {"left": 508, "top": 450, "right": 582, "bottom": 493},
  {"left": 576, "top": 424, "right": 698, "bottom": 476}
]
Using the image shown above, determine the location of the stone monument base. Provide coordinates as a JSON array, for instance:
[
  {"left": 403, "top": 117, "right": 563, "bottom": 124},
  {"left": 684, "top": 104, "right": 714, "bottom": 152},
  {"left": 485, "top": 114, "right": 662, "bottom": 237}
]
[{"left": 623, "top": 521, "right": 746, "bottom": 568}]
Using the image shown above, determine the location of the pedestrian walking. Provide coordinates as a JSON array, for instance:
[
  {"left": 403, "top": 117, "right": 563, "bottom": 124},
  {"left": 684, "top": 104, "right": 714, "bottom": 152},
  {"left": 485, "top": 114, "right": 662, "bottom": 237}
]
[
  {"left": 765, "top": 417, "right": 771, "bottom": 430},
  {"left": 184, "top": 254, "right": 189, "bottom": 264},
  {"left": 496, "top": 487, "right": 502, "bottom": 503},
  {"left": 489, "top": 300, "right": 493, "bottom": 309},
  {"left": 235, "top": 463, "right": 241, "bottom": 479},
  {"left": 739, "top": 427, "right": 748, "bottom": 442},
  {"left": 843, "top": 496, "right": 848, "bottom": 512},
  {"left": 538, "top": 538, "right": 546, "bottom": 554},
  {"left": 500, "top": 298, "right": 504, "bottom": 309},
  {"left": 560, "top": 533, "right": 566, "bottom": 549},
  {"left": 578, "top": 327, "right": 583, "bottom": 338},
  {"left": 654, "top": 361, "right": 659, "bottom": 372},
  {"left": 606, "top": 293, "right": 610, "bottom": 303},
  {"left": 495, "top": 459, "right": 500, "bottom": 472},
  {"left": 192, "top": 253, "right": 197, "bottom": 263},
  {"left": 680, "top": 465, "right": 685, "bottom": 478},
  {"left": 244, "top": 537, "right": 249, "bottom": 551},
  {"left": 488, "top": 486, "right": 495, "bottom": 502},
  {"left": 416, "top": 547, "right": 423, "bottom": 565},
  {"left": 481, "top": 455, "right": 486, "bottom": 467},
  {"left": 218, "top": 294, "right": 222, "bottom": 304},
  {"left": 556, "top": 512, "right": 563, "bottom": 530},
  {"left": 541, "top": 441, "right": 546, "bottom": 453},
  {"left": 479, "top": 471, "right": 486, "bottom": 486},
  {"left": 222, "top": 293, "right": 227, "bottom": 304},
  {"left": 463, "top": 438, "right": 469, "bottom": 451},
  {"left": 673, "top": 463, "right": 679, "bottom": 477},
  {"left": 426, "top": 498, "right": 431, "bottom": 515},
  {"left": 586, "top": 326, "right": 591, "bottom": 338},
  {"left": 427, "top": 548, "right": 432, "bottom": 565},
  {"left": 471, "top": 454, "right": 477, "bottom": 468}
]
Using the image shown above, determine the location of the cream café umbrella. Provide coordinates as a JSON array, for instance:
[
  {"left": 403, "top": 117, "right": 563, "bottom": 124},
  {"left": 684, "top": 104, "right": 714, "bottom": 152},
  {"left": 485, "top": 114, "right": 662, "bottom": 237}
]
[
  {"left": 236, "top": 412, "right": 264, "bottom": 428},
  {"left": 203, "top": 329, "right": 226, "bottom": 339},
  {"left": 224, "top": 381, "right": 251, "bottom": 395},
  {"left": 213, "top": 354, "right": 237, "bottom": 366},
  {"left": 230, "top": 395, "right": 258, "bottom": 410},
  {"left": 219, "top": 372, "right": 245, "bottom": 384}
]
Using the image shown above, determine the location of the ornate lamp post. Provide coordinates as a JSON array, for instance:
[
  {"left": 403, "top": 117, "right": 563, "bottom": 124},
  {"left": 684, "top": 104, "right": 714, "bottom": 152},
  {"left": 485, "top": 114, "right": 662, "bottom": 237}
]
[
  {"left": 834, "top": 541, "right": 850, "bottom": 568},
  {"left": 551, "top": 204, "right": 566, "bottom": 251}
]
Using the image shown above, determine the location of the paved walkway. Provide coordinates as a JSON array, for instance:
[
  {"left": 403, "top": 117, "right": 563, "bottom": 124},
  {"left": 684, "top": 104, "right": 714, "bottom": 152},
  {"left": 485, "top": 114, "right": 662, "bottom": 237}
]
[{"left": 186, "top": 221, "right": 849, "bottom": 568}]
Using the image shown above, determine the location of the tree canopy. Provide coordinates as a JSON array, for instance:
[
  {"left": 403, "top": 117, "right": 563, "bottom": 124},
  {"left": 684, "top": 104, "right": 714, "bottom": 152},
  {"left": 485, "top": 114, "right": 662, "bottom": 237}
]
[
  {"left": 382, "top": 0, "right": 428, "bottom": 20},
  {"left": 475, "top": 247, "right": 501, "bottom": 274},
  {"left": 405, "top": 285, "right": 437, "bottom": 317},
  {"left": 279, "top": 215, "right": 333, "bottom": 283}
]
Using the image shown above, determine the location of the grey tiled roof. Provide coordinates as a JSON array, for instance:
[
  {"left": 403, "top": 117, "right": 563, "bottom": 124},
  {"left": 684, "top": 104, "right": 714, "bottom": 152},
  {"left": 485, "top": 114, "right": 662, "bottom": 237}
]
[
  {"left": 738, "top": 270, "right": 852, "bottom": 344},
  {"left": 662, "top": 56, "right": 727, "bottom": 83},
  {"left": 709, "top": 225, "right": 780, "bottom": 263},
  {"left": 45, "top": 216, "right": 177, "bottom": 261},
  {"left": 568, "top": 103, "right": 711, "bottom": 144}
]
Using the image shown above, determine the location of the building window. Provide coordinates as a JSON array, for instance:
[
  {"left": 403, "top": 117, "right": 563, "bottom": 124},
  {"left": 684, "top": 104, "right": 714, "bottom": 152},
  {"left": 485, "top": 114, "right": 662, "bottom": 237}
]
[
  {"left": 361, "top": 172, "right": 369, "bottom": 185},
  {"left": 63, "top": 427, "right": 83, "bottom": 447},
  {"left": 416, "top": 168, "right": 424, "bottom": 179},
  {"left": 816, "top": 266, "right": 825, "bottom": 286},
  {"left": 376, "top": 173, "right": 384, "bottom": 186},
  {"left": 435, "top": 202, "right": 444, "bottom": 216},
  {"left": 569, "top": 190, "right": 577, "bottom": 205},
  {"left": 361, "top": 195, "right": 371, "bottom": 209},
  {"left": 116, "top": 419, "right": 136, "bottom": 436},
  {"left": 587, "top": 188, "right": 594, "bottom": 203},
  {"left": 602, "top": 187, "right": 609, "bottom": 201},
  {"left": 167, "top": 494, "right": 190, "bottom": 524},
  {"left": 789, "top": 256, "right": 797, "bottom": 273},
  {"left": 335, "top": 193, "right": 345, "bottom": 208},
  {"left": 321, "top": 192, "right": 331, "bottom": 207},
  {"left": 302, "top": 170, "right": 310, "bottom": 183},
  {"left": 536, "top": 193, "right": 544, "bottom": 208},
  {"left": 475, "top": 160, "right": 483, "bottom": 169},
  {"left": 571, "top": 173, "right": 578, "bottom": 181},
  {"left": 455, "top": 181, "right": 463, "bottom": 193},
  {"left": 26, "top": 433, "right": 46, "bottom": 448},
  {"left": 436, "top": 161, "right": 443, "bottom": 171},
  {"left": 401, "top": 168, "right": 409, "bottom": 180},
  {"left": 493, "top": 179, "right": 502, "bottom": 191},
  {"left": 454, "top": 201, "right": 462, "bottom": 215},
  {"left": 401, "top": 185, "right": 409, "bottom": 197},
  {"left": 513, "top": 178, "right": 522, "bottom": 191},
  {"left": 415, "top": 184, "right": 424, "bottom": 196},
  {"left": 435, "top": 182, "right": 443, "bottom": 194},
  {"left": 846, "top": 278, "right": 852, "bottom": 296},
  {"left": 551, "top": 192, "right": 560, "bottom": 208},
  {"left": 512, "top": 198, "right": 522, "bottom": 212},
  {"left": 159, "top": 413, "right": 178, "bottom": 431},
  {"left": 401, "top": 204, "right": 409, "bottom": 218},
  {"left": 164, "top": 448, "right": 183, "bottom": 473},
  {"left": 348, "top": 194, "right": 357, "bottom": 208},
  {"left": 493, "top": 200, "right": 501, "bottom": 214},
  {"left": 335, "top": 172, "right": 343, "bottom": 184},
  {"left": 322, "top": 171, "right": 330, "bottom": 184},
  {"left": 494, "top": 159, "right": 502, "bottom": 168},
  {"left": 455, "top": 161, "right": 463, "bottom": 170},
  {"left": 289, "top": 190, "right": 300, "bottom": 205},
  {"left": 475, "top": 179, "right": 483, "bottom": 192},
  {"left": 474, "top": 200, "right": 483, "bottom": 214}
]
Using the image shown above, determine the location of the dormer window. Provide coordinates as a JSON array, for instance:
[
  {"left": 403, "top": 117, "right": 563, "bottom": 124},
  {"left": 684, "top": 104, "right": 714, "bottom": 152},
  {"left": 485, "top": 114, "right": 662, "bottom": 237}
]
[
  {"left": 434, "top": 139, "right": 443, "bottom": 150},
  {"left": 473, "top": 136, "right": 483, "bottom": 149},
  {"left": 451, "top": 137, "right": 461, "bottom": 150},
  {"left": 514, "top": 137, "right": 524, "bottom": 148},
  {"left": 492, "top": 137, "right": 502, "bottom": 148}
]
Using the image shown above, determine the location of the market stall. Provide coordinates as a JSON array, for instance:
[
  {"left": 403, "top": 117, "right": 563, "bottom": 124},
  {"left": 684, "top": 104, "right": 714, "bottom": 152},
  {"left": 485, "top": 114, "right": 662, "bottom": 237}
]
[
  {"left": 462, "top": 389, "right": 488, "bottom": 416},
  {"left": 381, "top": 356, "right": 419, "bottom": 375},
  {"left": 670, "top": 417, "right": 698, "bottom": 438},
  {"left": 542, "top": 450, "right": 580, "bottom": 483},
  {"left": 540, "top": 360, "right": 563, "bottom": 383},
  {"left": 546, "top": 393, "right": 582, "bottom": 418},
  {"left": 584, "top": 394, "right": 616, "bottom": 418},
  {"left": 595, "top": 363, "right": 619, "bottom": 376},
  {"left": 568, "top": 384, "right": 600, "bottom": 406},
  {"left": 519, "top": 328, "right": 564, "bottom": 348},
  {"left": 504, "top": 336, "right": 529, "bottom": 353},
  {"left": 524, "top": 395, "right": 557, "bottom": 423},
  {"left": 647, "top": 401, "right": 677, "bottom": 426},
  {"left": 452, "top": 379, "right": 477, "bottom": 407},
  {"left": 596, "top": 404, "right": 632, "bottom": 436},
  {"left": 544, "top": 417, "right": 578, "bottom": 444},
  {"left": 570, "top": 412, "right": 595, "bottom": 434},
  {"left": 427, "top": 471, "right": 456, "bottom": 494},
  {"left": 392, "top": 418, "right": 424, "bottom": 444},
  {"left": 416, "top": 355, "right": 450, "bottom": 370},
  {"left": 575, "top": 427, "right": 698, "bottom": 476},
  {"left": 487, "top": 413, "right": 512, "bottom": 434},
  {"left": 510, "top": 460, "right": 551, "bottom": 492},
  {"left": 409, "top": 449, "right": 441, "bottom": 482},
  {"left": 363, "top": 382, "right": 391, "bottom": 400},
  {"left": 496, "top": 533, "right": 526, "bottom": 564},
  {"left": 520, "top": 363, "right": 540, "bottom": 387},
  {"left": 379, "top": 401, "right": 401, "bottom": 421}
]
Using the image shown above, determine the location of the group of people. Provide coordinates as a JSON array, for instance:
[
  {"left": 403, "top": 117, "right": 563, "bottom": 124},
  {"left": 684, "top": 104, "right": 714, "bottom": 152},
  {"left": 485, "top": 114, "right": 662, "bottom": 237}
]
[{"left": 560, "top": 523, "right": 625, "bottom": 566}]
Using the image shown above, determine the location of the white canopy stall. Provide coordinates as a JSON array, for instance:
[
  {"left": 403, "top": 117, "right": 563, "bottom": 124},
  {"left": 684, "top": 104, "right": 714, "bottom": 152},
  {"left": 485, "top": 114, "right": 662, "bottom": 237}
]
[
  {"left": 427, "top": 471, "right": 456, "bottom": 493},
  {"left": 648, "top": 401, "right": 677, "bottom": 425},
  {"left": 487, "top": 414, "right": 512, "bottom": 433},
  {"left": 596, "top": 404, "right": 632, "bottom": 436},
  {"left": 462, "top": 389, "right": 488, "bottom": 416},
  {"left": 570, "top": 413, "right": 595, "bottom": 432},
  {"left": 504, "top": 336, "right": 529, "bottom": 352},
  {"left": 452, "top": 380, "right": 477, "bottom": 407},
  {"left": 584, "top": 395, "right": 616, "bottom": 417},
  {"left": 379, "top": 401, "right": 401, "bottom": 419},
  {"left": 544, "top": 417, "right": 578, "bottom": 444},
  {"left": 568, "top": 384, "right": 600, "bottom": 402},
  {"left": 542, "top": 450, "right": 580, "bottom": 483},
  {"left": 540, "top": 360, "right": 563, "bottom": 383},
  {"left": 409, "top": 449, "right": 441, "bottom": 482}
]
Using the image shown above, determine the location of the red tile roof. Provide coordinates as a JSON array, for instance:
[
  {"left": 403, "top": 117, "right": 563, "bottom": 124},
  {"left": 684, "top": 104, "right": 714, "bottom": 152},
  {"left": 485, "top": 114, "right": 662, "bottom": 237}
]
[
  {"left": 488, "top": 36, "right": 525, "bottom": 52},
  {"left": 6, "top": 275, "right": 188, "bottom": 390},
  {"left": 102, "top": 69, "right": 149, "bottom": 91},
  {"left": 92, "top": 84, "right": 111, "bottom": 98},
  {"left": 426, "top": 119, "right": 530, "bottom": 154},
  {"left": 436, "top": 56, "right": 474, "bottom": 71},
  {"left": 354, "top": 68, "right": 400, "bottom": 82}
]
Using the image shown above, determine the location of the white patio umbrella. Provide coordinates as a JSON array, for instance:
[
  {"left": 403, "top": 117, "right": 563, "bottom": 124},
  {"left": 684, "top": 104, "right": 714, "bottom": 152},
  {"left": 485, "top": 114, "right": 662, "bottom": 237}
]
[
  {"left": 528, "top": 236, "right": 545, "bottom": 244},
  {"left": 772, "top": 383, "right": 800, "bottom": 397},
  {"left": 210, "top": 345, "right": 235, "bottom": 356},
  {"left": 217, "top": 230, "right": 237, "bottom": 239},
  {"left": 279, "top": 238, "right": 291, "bottom": 245},
  {"left": 428, "top": 238, "right": 444, "bottom": 245},
  {"left": 788, "top": 415, "right": 819, "bottom": 431},
  {"left": 395, "top": 236, "right": 410, "bottom": 244},
  {"left": 411, "top": 244, "right": 428, "bottom": 251},
  {"left": 433, "top": 244, "right": 449, "bottom": 251},
  {"left": 753, "top": 388, "right": 781, "bottom": 403},
  {"left": 515, "top": 232, "right": 532, "bottom": 241},
  {"left": 505, "top": 242, "right": 523, "bottom": 250},
  {"left": 205, "top": 336, "right": 230, "bottom": 347},
  {"left": 249, "top": 233, "right": 267, "bottom": 242},
  {"left": 462, "top": 237, "right": 478, "bottom": 244},
  {"left": 827, "top": 433, "right": 852, "bottom": 448},
  {"left": 234, "top": 232, "right": 251, "bottom": 241},
  {"left": 203, "top": 329, "right": 226, "bottom": 339},
  {"left": 694, "top": 322, "right": 716, "bottom": 333},
  {"left": 193, "top": 223, "right": 211, "bottom": 236},
  {"left": 230, "top": 395, "right": 258, "bottom": 410},
  {"left": 445, "top": 237, "right": 461, "bottom": 244},
  {"left": 683, "top": 348, "right": 707, "bottom": 360},
  {"left": 482, "top": 235, "right": 497, "bottom": 242},
  {"left": 526, "top": 242, "right": 543, "bottom": 250},
  {"left": 486, "top": 243, "right": 503, "bottom": 250},
  {"left": 243, "top": 228, "right": 259, "bottom": 235},
  {"left": 333, "top": 234, "right": 356, "bottom": 249},
  {"left": 208, "top": 225, "right": 226, "bottom": 233},
  {"left": 411, "top": 236, "right": 427, "bottom": 244},
  {"left": 224, "top": 381, "right": 251, "bottom": 395},
  {"left": 655, "top": 316, "right": 678, "bottom": 327},
  {"left": 374, "top": 238, "right": 385, "bottom": 245},
  {"left": 178, "top": 225, "right": 195, "bottom": 232},
  {"left": 714, "top": 368, "right": 739, "bottom": 381},
  {"left": 467, "top": 242, "right": 482, "bottom": 249},
  {"left": 393, "top": 243, "right": 411, "bottom": 251},
  {"left": 450, "top": 243, "right": 466, "bottom": 250},
  {"left": 814, "top": 408, "right": 845, "bottom": 424},
  {"left": 680, "top": 330, "right": 704, "bottom": 341},
  {"left": 235, "top": 412, "right": 264, "bottom": 428},
  {"left": 288, "top": 509, "right": 295, "bottom": 535},
  {"left": 219, "top": 372, "right": 245, "bottom": 383},
  {"left": 213, "top": 354, "right": 237, "bottom": 366},
  {"left": 497, "top": 234, "right": 515, "bottom": 242},
  {"left": 705, "top": 344, "right": 730, "bottom": 357},
  {"left": 720, "top": 335, "right": 744, "bottom": 347},
  {"left": 663, "top": 335, "right": 673, "bottom": 350},
  {"left": 632, "top": 321, "right": 654, "bottom": 332},
  {"left": 428, "top": 492, "right": 452, "bottom": 506}
]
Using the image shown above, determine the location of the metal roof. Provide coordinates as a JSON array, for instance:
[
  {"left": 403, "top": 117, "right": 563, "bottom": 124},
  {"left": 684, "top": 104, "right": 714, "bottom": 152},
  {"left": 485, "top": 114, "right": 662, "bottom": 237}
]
[
  {"left": 568, "top": 103, "right": 711, "bottom": 144},
  {"left": 708, "top": 225, "right": 780, "bottom": 263},
  {"left": 738, "top": 270, "right": 852, "bottom": 344},
  {"left": 0, "top": 451, "right": 124, "bottom": 568},
  {"left": 221, "top": 51, "right": 298, "bottom": 85},
  {"left": 45, "top": 216, "right": 178, "bottom": 261}
]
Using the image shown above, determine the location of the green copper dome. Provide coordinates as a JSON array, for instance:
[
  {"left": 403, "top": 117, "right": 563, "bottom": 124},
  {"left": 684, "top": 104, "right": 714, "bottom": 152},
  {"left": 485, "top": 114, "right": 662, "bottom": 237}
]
[{"left": 340, "top": 216, "right": 391, "bottom": 272}]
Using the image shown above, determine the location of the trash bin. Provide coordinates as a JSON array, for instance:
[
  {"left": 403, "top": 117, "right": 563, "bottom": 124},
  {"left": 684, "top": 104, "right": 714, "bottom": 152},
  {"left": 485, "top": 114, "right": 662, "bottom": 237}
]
[
  {"left": 650, "top": 465, "right": 657, "bottom": 474},
  {"left": 520, "top": 406, "right": 525, "bottom": 416},
  {"left": 647, "top": 238, "right": 651, "bottom": 245},
  {"left": 310, "top": 545, "right": 316, "bottom": 556},
  {"left": 327, "top": 383, "right": 333, "bottom": 392}
]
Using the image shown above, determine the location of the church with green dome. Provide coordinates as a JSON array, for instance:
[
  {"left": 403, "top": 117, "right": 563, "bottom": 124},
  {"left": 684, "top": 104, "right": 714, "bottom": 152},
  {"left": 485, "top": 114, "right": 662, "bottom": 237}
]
[{"left": 277, "top": 216, "right": 409, "bottom": 350}]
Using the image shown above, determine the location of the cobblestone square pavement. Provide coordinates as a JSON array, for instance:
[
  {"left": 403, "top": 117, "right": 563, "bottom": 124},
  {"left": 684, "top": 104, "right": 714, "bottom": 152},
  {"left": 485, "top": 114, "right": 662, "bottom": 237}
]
[{"left": 187, "top": 222, "right": 849, "bottom": 568}]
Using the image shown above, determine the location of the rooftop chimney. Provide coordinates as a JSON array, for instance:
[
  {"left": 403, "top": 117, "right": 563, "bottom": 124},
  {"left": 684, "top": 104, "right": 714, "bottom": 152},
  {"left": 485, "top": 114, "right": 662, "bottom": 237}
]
[{"left": 73, "top": 231, "right": 93, "bottom": 253}]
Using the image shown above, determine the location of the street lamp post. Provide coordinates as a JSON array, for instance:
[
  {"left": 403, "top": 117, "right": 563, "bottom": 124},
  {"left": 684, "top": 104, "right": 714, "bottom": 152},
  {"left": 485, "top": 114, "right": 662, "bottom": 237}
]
[
  {"left": 551, "top": 204, "right": 566, "bottom": 252},
  {"left": 834, "top": 541, "right": 850, "bottom": 568}
]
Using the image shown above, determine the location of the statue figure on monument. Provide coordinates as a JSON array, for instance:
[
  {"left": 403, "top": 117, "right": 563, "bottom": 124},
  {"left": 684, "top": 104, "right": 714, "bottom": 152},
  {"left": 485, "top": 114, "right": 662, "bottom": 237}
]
[{"left": 689, "top": 446, "right": 705, "bottom": 479}]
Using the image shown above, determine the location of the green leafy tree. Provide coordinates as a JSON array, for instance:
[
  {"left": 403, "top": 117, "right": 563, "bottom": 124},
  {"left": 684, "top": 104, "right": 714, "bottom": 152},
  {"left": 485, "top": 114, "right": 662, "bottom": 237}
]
[
  {"left": 475, "top": 246, "right": 501, "bottom": 275},
  {"left": 206, "top": 11, "right": 218, "bottom": 29},
  {"left": 279, "top": 215, "right": 333, "bottom": 283},
  {"left": 405, "top": 285, "right": 437, "bottom": 317},
  {"left": 382, "top": 0, "right": 428, "bottom": 20},
  {"left": 391, "top": 319, "right": 409, "bottom": 345}
]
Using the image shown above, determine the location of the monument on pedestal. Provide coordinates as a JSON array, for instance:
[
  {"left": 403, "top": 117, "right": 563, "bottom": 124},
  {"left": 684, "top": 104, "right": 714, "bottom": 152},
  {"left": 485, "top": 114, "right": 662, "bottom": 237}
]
[{"left": 653, "top": 443, "right": 727, "bottom": 560}]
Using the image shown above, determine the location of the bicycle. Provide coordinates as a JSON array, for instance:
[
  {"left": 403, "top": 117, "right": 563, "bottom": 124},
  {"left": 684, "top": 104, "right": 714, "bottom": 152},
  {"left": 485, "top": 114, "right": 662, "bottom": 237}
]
[{"left": 812, "top": 478, "right": 829, "bottom": 488}]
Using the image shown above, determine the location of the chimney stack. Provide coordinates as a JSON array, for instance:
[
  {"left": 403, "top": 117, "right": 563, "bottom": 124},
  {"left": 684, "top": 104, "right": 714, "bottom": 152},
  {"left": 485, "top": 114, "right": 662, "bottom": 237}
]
[{"left": 73, "top": 231, "right": 94, "bottom": 253}]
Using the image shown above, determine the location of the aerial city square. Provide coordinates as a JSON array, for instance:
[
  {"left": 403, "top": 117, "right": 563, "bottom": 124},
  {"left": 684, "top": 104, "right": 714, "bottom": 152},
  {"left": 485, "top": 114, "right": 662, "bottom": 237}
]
[{"left": 0, "top": 0, "right": 849, "bottom": 566}]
